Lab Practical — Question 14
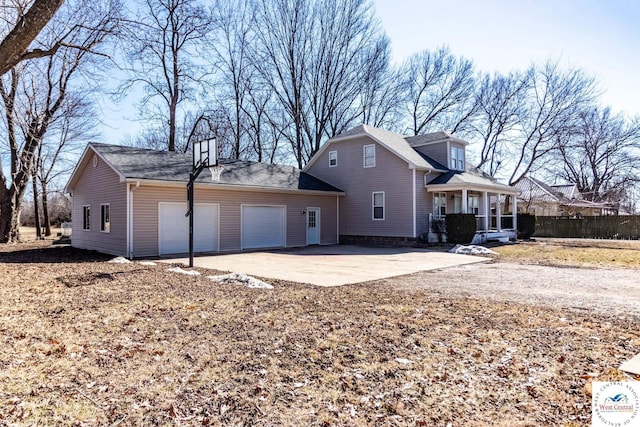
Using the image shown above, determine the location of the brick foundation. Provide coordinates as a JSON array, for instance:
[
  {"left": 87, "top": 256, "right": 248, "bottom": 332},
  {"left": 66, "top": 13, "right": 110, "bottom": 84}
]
[{"left": 339, "top": 235, "right": 418, "bottom": 247}]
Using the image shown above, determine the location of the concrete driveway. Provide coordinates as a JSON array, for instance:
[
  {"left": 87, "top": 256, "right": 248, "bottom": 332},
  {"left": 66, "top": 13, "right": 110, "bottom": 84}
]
[{"left": 161, "top": 245, "right": 489, "bottom": 286}]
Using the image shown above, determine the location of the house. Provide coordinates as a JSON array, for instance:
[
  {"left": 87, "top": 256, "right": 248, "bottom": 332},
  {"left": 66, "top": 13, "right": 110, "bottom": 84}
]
[
  {"left": 304, "top": 125, "right": 519, "bottom": 244},
  {"left": 64, "top": 143, "right": 343, "bottom": 257},
  {"left": 65, "top": 125, "right": 520, "bottom": 257},
  {"left": 514, "top": 176, "right": 618, "bottom": 216}
]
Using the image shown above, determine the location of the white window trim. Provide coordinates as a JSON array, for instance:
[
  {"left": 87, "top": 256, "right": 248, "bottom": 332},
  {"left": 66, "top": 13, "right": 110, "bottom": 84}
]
[
  {"left": 372, "top": 191, "right": 385, "bottom": 220},
  {"left": 329, "top": 150, "right": 337, "bottom": 167},
  {"left": 83, "top": 205, "right": 91, "bottom": 231},
  {"left": 363, "top": 144, "right": 375, "bottom": 168},
  {"left": 100, "top": 203, "right": 110, "bottom": 233},
  {"left": 451, "top": 146, "right": 465, "bottom": 171}
]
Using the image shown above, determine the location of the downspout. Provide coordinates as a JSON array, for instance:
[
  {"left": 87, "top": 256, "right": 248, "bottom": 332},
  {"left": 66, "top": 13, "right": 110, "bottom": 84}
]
[
  {"left": 126, "top": 183, "right": 131, "bottom": 259},
  {"left": 412, "top": 169, "right": 417, "bottom": 238},
  {"left": 336, "top": 195, "right": 340, "bottom": 244}
]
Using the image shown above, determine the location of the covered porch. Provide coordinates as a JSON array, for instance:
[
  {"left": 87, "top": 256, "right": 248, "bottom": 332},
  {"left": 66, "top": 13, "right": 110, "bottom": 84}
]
[{"left": 425, "top": 174, "right": 520, "bottom": 244}]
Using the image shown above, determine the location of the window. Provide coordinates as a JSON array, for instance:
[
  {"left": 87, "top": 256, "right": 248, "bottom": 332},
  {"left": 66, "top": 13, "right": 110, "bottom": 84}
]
[
  {"left": 83, "top": 205, "right": 91, "bottom": 230},
  {"left": 454, "top": 196, "right": 462, "bottom": 213},
  {"left": 363, "top": 144, "right": 375, "bottom": 168},
  {"left": 372, "top": 191, "right": 384, "bottom": 220},
  {"left": 450, "top": 146, "right": 465, "bottom": 170},
  {"left": 100, "top": 204, "right": 110, "bottom": 233},
  {"left": 433, "top": 193, "right": 446, "bottom": 218},
  {"left": 468, "top": 195, "right": 479, "bottom": 215},
  {"left": 329, "top": 150, "right": 337, "bottom": 167}
]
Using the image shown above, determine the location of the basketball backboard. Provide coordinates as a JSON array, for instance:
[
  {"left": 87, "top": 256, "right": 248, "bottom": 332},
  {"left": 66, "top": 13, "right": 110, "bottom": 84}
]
[{"left": 193, "top": 138, "right": 217, "bottom": 169}]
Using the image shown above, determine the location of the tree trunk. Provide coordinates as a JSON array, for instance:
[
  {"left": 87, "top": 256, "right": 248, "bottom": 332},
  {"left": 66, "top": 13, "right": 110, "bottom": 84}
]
[
  {"left": 32, "top": 172, "right": 41, "bottom": 239},
  {"left": 0, "top": 195, "right": 22, "bottom": 243},
  {"left": 41, "top": 183, "right": 51, "bottom": 237}
]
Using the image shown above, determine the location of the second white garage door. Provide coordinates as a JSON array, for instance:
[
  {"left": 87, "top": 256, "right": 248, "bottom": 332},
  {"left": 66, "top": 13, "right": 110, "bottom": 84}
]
[
  {"left": 241, "top": 205, "right": 286, "bottom": 249},
  {"left": 159, "top": 202, "right": 218, "bottom": 255}
]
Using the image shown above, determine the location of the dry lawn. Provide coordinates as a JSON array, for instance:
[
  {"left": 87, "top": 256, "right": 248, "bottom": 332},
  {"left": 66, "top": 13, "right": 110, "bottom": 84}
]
[
  {"left": 491, "top": 238, "right": 640, "bottom": 269},
  {"left": 0, "top": 238, "right": 638, "bottom": 426}
]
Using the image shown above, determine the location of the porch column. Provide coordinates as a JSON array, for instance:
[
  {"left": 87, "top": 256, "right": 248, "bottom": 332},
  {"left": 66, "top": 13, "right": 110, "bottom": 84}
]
[
  {"left": 461, "top": 188, "right": 468, "bottom": 213},
  {"left": 512, "top": 195, "right": 518, "bottom": 232},
  {"left": 482, "top": 191, "right": 489, "bottom": 231},
  {"left": 496, "top": 193, "right": 502, "bottom": 232}
]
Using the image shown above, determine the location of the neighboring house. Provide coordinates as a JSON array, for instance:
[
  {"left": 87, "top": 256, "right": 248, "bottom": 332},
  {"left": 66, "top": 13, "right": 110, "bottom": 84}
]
[
  {"left": 304, "top": 125, "right": 519, "bottom": 244},
  {"left": 65, "top": 143, "right": 343, "bottom": 257},
  {"left": 514, "top": 176, "right": 618, "bottom": 216}
]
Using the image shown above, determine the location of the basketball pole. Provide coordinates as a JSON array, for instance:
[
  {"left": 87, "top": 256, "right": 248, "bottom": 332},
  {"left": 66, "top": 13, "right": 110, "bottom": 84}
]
[{"left": 187, "top": 138, "right": 213, "bottom": 269}]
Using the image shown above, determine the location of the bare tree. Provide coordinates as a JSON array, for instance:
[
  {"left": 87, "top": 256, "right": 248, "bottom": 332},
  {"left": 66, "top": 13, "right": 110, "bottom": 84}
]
[
  {"left": 37, "top": 94, "right": 94, "bottom": 236},
  {"left": 401, "top": 46, "right": 477, "bottom": 135},
  {"left": 0, "top": 0, "right": 65, "bottom": 75},
  {"left": 303, "top": 0, "right": 386, "bottom": 157},
  {"left": 208, "top": 0, "right": 255, "bottom": 159},
  {"left": 122, "top": 0, "right": 210, "bottom": 152},
  {"left": 0, "top": 0, "right": 119, "bottom": 242},
  {"left": 556, "top": 107, "right": 640, "bottom": 204},
  {"left": 354, "top": 35, "right": 402, "bottom": 132},
  {"left": 253, "top": 0, "right": 314, "bottom": 168},
  {"left": 507, "top": 61, "right": 597, "bottom": 186},
  {"left": 471, "top": 70, "right": 531, "bottom": 176}
]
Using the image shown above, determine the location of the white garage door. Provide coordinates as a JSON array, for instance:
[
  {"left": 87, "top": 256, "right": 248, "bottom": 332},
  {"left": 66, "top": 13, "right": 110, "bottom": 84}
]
[
  {"left": 241, "top": 205, "right": 286, "bottom": 249},
  {"left": 159, "top": 203, "right": 218, "bottom": 255}
]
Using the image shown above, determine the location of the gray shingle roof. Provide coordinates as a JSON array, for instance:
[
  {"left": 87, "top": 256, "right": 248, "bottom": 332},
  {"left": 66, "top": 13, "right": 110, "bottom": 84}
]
[
  {"left": 428, "top": 164, "right": 515, "bottom": 193},
  {"left": 90, "top": 143, "right": 343, "bottom": 193},
  {"left": 405, "top": 131, "right": 468, "bottom": 147}
]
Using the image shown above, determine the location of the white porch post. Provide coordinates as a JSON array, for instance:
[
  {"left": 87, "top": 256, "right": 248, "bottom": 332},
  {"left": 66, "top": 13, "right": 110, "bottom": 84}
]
[
  {"left": 496, "top": 193, "right": 502, "bottom": 232},
  {"left": 483, "top": 191, "right": 489, "bottom": 231},
  {"left": 461, "top": 188, "right": 468, "bottom": 213},
  {"left": 512, "top": 194, "right": 518, "bottom": 232}
]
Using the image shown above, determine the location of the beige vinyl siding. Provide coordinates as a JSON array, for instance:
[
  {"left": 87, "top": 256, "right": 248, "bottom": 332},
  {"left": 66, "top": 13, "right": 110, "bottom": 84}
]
[
  {"left": 416, "top": 173, "right": 430, "bottom": 236},
  {"left": 306, "top": 136, "right": 413, "bottom": 237},
  {"left": 131, "top": 185, "right": 338, "bottom": 257},
  {"left": 69, "top": 152, "right": 127, "bottom": 256}
]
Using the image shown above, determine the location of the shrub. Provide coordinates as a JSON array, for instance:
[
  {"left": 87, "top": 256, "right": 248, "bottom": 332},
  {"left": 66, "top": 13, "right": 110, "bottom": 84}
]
[
  {"left": 518, "top": 213, "right": 536, "bottom": 239},
  {"left": 445, "top": 214, "right": 477, "bottom": 244}
]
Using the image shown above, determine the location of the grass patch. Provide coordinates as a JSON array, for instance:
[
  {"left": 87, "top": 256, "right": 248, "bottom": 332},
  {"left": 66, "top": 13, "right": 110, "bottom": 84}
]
[{"left": 493, "top": 239, "right": 640, "bottom": 269}]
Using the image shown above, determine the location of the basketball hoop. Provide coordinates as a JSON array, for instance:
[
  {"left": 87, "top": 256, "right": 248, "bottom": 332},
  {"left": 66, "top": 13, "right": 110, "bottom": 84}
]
[
  {"left": 187, "top": 138, "right": 218, "bottom": 268},
  {"left": 209, "top": 165, "right": 225, "bottom": 181}
]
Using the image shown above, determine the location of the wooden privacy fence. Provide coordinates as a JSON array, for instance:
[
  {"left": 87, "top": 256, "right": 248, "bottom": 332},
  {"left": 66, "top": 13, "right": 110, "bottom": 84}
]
[{"left": 534, "top": 215, "right": 640, "bottom": 239}]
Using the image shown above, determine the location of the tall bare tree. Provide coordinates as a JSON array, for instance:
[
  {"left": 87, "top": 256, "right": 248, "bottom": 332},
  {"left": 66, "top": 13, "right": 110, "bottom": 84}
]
[
  {"left": 471, "top": 70, "right": 531, "bottom": 176},
  {"left": 556, "top": 107, "right": 640, "bottom": 205},
  {"left": 506, "top": 61, "right": 596, "bottom": 186},
  {"left": 401, "top": 46, "right": 477, "bottom": 135},
  {"left": 303, "top": 0, "right": 386, "bottom": 157},
  {"left": 122, "top": 0, "right": 211, "bottom": 152},
  {"left": 0, "top": 0, "right": 119, "bottom": 242},
  {"left": 0, "top": 0, "right": 65, "bottom": 75},
  {"left": 208, "top": 0, "right": 255, "bottom": 159}
]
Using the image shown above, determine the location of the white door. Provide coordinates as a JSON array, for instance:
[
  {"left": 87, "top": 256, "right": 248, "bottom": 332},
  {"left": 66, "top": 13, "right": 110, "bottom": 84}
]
[
  {"left": 158, "top": 203, "right": 218, "bottom": 255},
  {"left": 306, "top": 207, "right": 320, "bottom": 245},
  {"left": 241, "top": 205, "right": 286, "bottom": 249}
]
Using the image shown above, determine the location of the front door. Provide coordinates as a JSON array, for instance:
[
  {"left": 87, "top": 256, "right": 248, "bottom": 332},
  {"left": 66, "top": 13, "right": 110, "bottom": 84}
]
[{"left": 306, "top": 207, "right": 320, "bottom": 245}]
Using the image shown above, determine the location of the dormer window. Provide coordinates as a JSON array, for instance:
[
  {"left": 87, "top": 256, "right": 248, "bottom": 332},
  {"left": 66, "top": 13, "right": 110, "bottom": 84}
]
[{"left": 451, "top": 147, "right": 464, "bottom": 171}]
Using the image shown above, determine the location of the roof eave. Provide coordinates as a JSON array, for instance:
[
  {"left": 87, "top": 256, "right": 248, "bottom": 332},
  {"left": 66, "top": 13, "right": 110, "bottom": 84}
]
[
  {"left": 426, "top": 182, "right": 520, "bottom": 195},
  {"left": 124, "top": 178, "right": 345, "bottom": 196}
]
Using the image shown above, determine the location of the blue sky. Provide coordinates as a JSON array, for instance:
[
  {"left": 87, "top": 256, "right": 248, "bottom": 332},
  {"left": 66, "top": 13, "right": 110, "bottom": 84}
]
[
  {"left": 374, "top": 0, "right": 640, "bottom": 116},
  {"left": 99, "top": 0, "right": 640, "bottom": 144}
]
